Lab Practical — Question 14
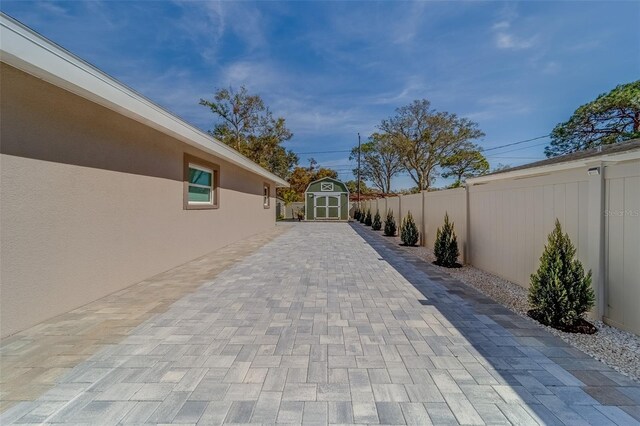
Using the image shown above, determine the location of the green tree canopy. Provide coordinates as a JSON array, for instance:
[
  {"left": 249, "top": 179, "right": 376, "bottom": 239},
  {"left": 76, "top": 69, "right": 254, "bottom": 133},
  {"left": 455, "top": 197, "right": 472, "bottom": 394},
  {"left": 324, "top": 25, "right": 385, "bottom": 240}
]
[
  {"left": 350, "top": 132, "right": 403, "bottom": 194},
  {"left": 491, "top": 163, "right": 511, "bottom": 173},
  {"left": 282, "top": 165, "right": 338, "bottom": 201},
  {"left": 545, "top": 81, "right": 640, "bottom": 157},
  {"left": 440, "top": 144, "right": 490, "bottom": 187},
  {"left": 280, "top": 189, "right": 300, "bottom": 206},
  {"left": 345, "top": 180, "right": 373, "bottom": 195},
  {"left": 200, "top": 86, "right": 298, "bottom": 178},
  {"left": 379, "top": 99, "right": 484, "bottom": 191}
]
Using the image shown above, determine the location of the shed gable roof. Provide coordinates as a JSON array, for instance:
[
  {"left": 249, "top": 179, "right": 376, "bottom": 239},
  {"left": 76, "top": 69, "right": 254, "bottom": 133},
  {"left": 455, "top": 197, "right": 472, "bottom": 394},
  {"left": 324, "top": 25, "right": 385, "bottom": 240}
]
[{"left": 305, "top": 177, "right": 349, "bottom": 194}]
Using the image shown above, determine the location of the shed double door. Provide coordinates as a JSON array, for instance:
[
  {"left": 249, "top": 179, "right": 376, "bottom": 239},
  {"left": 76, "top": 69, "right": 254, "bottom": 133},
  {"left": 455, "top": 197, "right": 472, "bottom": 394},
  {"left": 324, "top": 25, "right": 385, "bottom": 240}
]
[{"left": 315, "top": 195, "right": 340, "bottom": 219}]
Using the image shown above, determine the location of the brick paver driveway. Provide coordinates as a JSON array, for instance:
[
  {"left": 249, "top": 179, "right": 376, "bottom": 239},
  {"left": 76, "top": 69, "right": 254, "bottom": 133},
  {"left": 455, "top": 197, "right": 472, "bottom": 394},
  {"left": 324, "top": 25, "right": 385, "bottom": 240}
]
[{"left": 2, "top": 223, "right": 639, "bottom": 424}]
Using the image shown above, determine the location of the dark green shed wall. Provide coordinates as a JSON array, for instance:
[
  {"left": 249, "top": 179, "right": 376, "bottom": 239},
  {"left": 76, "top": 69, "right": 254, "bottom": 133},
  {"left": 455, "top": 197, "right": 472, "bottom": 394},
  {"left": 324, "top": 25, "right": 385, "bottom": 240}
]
[{"left": 304, "top": 177, "right": 350, "bottom": 221}]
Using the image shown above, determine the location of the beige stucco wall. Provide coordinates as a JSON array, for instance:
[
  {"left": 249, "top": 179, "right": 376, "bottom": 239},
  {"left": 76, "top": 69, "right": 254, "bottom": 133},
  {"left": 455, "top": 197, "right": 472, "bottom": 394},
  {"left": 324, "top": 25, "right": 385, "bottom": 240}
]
[{"left": 0, "top": 64, "right": 277, "bottom": 337}]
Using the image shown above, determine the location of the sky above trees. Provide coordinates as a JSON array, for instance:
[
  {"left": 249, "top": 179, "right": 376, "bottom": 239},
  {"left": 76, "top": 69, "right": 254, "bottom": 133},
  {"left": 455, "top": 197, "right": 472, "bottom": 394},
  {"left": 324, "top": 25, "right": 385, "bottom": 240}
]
[{"left": 3, "top": 1, "right": 638, "bottom": 189}]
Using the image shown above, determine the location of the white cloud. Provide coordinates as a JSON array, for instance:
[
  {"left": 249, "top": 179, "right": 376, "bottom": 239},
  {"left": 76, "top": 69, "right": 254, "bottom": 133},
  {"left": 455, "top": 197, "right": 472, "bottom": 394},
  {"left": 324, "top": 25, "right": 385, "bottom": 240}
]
[
  {"left": 218, "top": 2, "right": 268, "bottom": 52},
  {"left": 37, "top": 1, "right": 71, "bottom": 17},
  {"left": 218, "top": 60, "right": 287, "bottom": 94},
  {"left": 171, "top": 2, "right": 225, "bottom": 63},
  {"left": 271, "top": 92, "right": 379, "bottom": 137},
  {"left": 463, "top": 95, "right": 531, "bottom": 122},
  {"left": 495, "top": 32, "right": 536, "bottom": 50},
  {"left": 541, "top": 61, "right": 561, "bottom": 75},
  {"left": 491, "top": 10, "right": 537, "bottom": 51},
  {"left": 369, "top": 75, "right": 429, "bottom": 106},
  {"left": 171, "top": 1, "right": 268, "bottom": 64}
]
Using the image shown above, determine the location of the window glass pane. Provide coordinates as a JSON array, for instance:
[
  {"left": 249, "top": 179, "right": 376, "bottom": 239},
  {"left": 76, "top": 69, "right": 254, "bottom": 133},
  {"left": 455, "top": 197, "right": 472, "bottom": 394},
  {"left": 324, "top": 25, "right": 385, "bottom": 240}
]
[
  {"left": 189, "top": 167, "right": 212, "bottom": 186},
  {"left": 188, "top": 185, "right": 211, "bottom": 202}
]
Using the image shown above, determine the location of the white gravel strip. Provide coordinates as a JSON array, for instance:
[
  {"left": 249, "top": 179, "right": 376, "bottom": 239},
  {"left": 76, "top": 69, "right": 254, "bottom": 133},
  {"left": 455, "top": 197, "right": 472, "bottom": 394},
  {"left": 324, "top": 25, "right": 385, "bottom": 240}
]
[{"left": 380, "top": 229, "right": 640, "bottom": 382}]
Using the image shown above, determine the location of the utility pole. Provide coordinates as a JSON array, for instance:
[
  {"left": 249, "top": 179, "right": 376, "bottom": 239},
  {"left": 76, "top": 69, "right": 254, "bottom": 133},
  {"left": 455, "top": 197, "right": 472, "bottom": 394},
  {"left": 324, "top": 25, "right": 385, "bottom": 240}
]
[{"left": 357, "top": 133, "right": 361, "bottom": 210}]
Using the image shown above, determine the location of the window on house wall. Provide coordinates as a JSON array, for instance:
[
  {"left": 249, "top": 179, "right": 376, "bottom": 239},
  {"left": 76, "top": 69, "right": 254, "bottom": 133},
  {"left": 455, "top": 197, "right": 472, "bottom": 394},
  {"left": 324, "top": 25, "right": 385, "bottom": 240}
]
[
  {"left": 263, "top": 183, "right": 271, "bottom": 208},
  {"left": 189, "top": 164, "right": 213, "bottom": 203},
  {"left": 184, "top": 154, "right": 219, "bottom": 209},
  {"left": 321, "top": 182, "right": 334, "bottom": 191}
]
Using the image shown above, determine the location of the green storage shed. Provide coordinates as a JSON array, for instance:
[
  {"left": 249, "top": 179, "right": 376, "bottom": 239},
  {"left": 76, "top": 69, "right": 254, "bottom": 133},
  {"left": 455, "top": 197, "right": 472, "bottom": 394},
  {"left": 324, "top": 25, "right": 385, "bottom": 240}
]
[{"left": 305, "top": 177, "right": 350, "bottom": 221}]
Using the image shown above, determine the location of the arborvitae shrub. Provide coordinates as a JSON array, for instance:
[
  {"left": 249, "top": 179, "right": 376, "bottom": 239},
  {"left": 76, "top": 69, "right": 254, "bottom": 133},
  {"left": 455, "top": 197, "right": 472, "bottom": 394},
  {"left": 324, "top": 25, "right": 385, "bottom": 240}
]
[
  {"left": 364, "top": 209, "right": 372, "bottom": 226},
  {"left": 434, "top": 213, "right": 459, "bottom": 267},
  {"left": 353, "top": 209, "right": 361, "bottom": 221},
  {"left": 359, "top": 208, "right": 366, "bottom": 223},
  {"left": 383, "top": 210, "right": 397, "bottom": 236},
  {"left": 372, "top": 210, "right": 382, "bottom": 230},
  {"left": 528, "top": 219, "right": 595, "bottom": 329},
  {"left": 400, "top": 211, "right": 420, "bottom": 246}
]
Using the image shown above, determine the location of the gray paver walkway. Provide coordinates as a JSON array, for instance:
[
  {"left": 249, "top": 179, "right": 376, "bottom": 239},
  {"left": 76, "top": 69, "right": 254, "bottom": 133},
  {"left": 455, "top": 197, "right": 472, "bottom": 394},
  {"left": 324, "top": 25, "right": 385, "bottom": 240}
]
[{"left": 1, "top": 222, "right": 639, "bottom": 425}]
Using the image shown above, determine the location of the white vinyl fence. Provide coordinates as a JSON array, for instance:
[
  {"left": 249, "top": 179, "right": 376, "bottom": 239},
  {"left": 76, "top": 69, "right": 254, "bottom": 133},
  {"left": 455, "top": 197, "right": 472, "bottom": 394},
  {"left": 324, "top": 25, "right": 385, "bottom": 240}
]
[{"left": 350, "top": 153, "right": 640, "bottom": 335}]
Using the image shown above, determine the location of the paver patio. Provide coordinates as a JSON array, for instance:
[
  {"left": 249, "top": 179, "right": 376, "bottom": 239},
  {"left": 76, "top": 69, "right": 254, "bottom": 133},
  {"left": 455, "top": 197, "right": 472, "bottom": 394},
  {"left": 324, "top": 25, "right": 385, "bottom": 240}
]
[{"left": 1, "top": 222, "right": 639, "bottom": 425}]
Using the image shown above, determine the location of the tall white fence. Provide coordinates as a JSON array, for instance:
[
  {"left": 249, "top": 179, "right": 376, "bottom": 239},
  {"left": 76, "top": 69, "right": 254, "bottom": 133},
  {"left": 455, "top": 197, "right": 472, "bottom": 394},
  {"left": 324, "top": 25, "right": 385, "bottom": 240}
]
[
  {"left": 276, "top": 201, "right": 305, "bottom": 219},
  {"left": 350, "top": 155, "right": 640, "bottom": 335}
]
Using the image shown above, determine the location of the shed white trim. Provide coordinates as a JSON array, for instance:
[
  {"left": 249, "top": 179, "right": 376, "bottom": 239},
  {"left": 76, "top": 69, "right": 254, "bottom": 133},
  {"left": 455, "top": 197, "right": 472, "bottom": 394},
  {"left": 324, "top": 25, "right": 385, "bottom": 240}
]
[
  {"left": 304, "top": 177, "right": 350, "bottom": 196},
  {"left": 0, "top": 13, "right": 289, "bottom": 187}
]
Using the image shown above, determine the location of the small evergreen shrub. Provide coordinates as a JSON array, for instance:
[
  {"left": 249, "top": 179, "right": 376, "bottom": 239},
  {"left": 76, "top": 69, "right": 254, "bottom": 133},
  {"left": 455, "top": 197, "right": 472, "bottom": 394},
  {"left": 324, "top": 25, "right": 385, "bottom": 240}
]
[
  {"left": 383, "top": 210, "right": 397, "bottom": 236},
  {"left": 353, "top": 209, "right": 361, "bottom": 221},
  {"left": 364, "top": 209, "right": 372, "bottom": 226},
  {"left": 359, "top": 209, "right": 366, "bottom": 223},
  {"left": 528, "top": 219, "right": 595, "bottom": 330},
  {"left": 372, "top": 210, "right": 382, "bottom": 230},
  {"left": 434, "top": 213, "right": 459, "bottom": 267},
  {"left": 400, "top": 211, "right": 420, "bottom": 246}
]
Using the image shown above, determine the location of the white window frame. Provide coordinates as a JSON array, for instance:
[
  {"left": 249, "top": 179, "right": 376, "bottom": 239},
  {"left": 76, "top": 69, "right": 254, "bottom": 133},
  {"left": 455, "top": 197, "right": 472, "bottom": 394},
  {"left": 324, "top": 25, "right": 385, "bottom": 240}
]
[
  {"left": 188, "top": 163, "right": 214, "bottom": 205},
  {"left": 263, "top": 183, "right": 271, "bottom": 208},
  {"left": 320, "top": 182, "right": 334, "bottom": 192}
]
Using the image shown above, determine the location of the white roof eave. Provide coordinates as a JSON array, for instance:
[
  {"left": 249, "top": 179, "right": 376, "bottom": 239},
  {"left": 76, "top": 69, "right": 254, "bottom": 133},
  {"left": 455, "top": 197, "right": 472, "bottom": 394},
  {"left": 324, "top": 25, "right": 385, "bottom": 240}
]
[
  {"left": 0, "top": 13, "right": 289, "bottom": 187},
  {"left": 467, "top": 149, "right": 640, "bottom": 185}
]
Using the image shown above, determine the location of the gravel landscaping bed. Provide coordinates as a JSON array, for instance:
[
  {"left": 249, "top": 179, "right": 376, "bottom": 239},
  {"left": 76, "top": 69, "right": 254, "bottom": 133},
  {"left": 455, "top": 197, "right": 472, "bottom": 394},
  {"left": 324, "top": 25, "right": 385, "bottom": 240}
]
[{"left": 380, "top": 229, "right": 640, "bottom": 382}]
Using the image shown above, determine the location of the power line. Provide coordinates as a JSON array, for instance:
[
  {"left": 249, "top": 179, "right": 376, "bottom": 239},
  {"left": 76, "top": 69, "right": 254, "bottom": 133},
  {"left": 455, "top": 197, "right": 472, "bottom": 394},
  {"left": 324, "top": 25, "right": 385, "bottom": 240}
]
[
  {"left": 486, "top": 140, "right": 549, "bottom": 155},
  {"left": 294, "top": 149, "right": 351, "bottom": 155},
  {"left": 484, "top": 156, "right": 544, "bottom": 160},
  {"left": 293, "top": 134, "right": 551, "bottom": 156},
  {"left": 482, "top": 134, "right": 550, "bottom": 152}
]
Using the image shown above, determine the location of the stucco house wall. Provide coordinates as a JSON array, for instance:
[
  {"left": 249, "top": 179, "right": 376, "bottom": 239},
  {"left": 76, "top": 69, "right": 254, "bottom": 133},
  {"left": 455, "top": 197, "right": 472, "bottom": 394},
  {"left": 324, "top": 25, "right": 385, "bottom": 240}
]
[{"left": 0, "top": 61, "right": 283, "bottom": 336}]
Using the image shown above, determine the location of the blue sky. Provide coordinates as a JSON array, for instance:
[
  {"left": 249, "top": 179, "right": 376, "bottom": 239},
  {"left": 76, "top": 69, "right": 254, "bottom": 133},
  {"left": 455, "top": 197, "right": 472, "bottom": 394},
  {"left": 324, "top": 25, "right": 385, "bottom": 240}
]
[{"left": 3, "top": 1, "right": 638, "bottom": 189}]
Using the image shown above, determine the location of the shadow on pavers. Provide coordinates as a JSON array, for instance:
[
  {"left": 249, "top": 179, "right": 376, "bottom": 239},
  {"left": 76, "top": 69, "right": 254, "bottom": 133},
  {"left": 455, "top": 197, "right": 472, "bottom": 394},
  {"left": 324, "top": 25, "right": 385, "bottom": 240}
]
[{"left": 350, "top": 222, "right": 640, "bottom": 424}]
